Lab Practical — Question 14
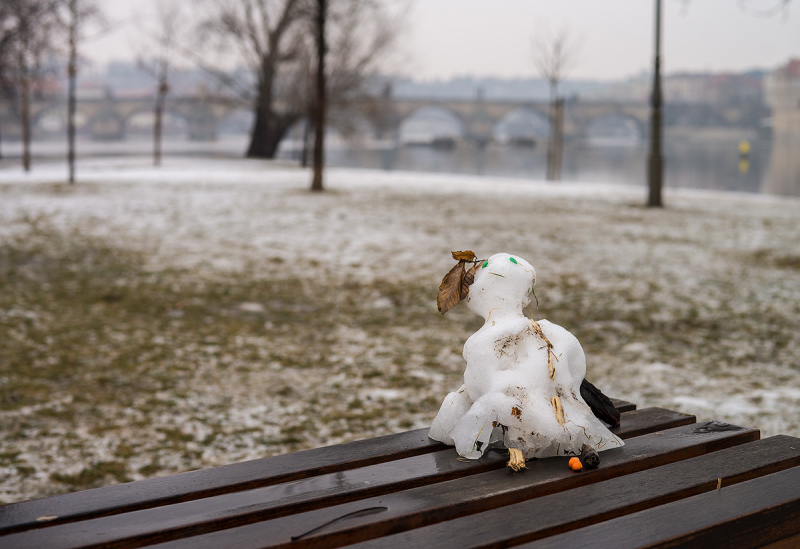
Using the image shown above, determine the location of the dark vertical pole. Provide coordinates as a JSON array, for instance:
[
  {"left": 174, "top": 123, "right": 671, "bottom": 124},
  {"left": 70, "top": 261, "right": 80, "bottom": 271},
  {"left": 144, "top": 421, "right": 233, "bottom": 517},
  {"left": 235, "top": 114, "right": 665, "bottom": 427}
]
[
  {"left": 67, "top": 0, "right": 77, "bottom": 183},
  {"left": 20, "top": 46, "right": 31, "bottom": 172},
  {"left": 553, "top": 97, "right": 564, "bottom": 181},
  {"left": 153, "top": 80, "right": 165, "bottom": 166},
  {"left": 647, "top": 0, "right": 664, "bottom": 207},
  {"left": 301, "top": 118, "right": 310, "bottom": 167},
  {"left": 310, "top": 0, "right": 326, "bottom": 192},
  {"left": 546, "top": 79, "right": 557, "bottom": 181}
]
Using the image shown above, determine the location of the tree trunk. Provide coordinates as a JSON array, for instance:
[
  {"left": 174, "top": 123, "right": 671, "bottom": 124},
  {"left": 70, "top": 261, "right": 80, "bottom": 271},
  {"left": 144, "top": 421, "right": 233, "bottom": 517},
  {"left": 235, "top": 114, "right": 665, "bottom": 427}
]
[
  {"left": 647, "top": 0, "right": 664, "bottom": 207},
  {"left": 246, "top": 106, "right": 290, "bottom": 158},
  {"left": 67, "top": 0, "right": 77, "bottom": 183},
  {"left": 246, "top": 62, "right": 291, "bottom": 159},
  {"left": 301, "top": 118, "right": 310, "bottom": 167},
  {"left": 154, "top": 80, "right": 167, "bottom": 166},
  {"left": 310, "top": 0, "right": 326, "bottom": 192},
  {"left": 20, "top": 51, "right": 31, "bottom": 172},
  {"left": 552, "top": 98, "right": 564, "bottom": 181},
  {"left": 546, "top": 79, "right": 557, "bottom": 181},
  {"left": 153, "top": 94, "right": 163, "bottom": 167}
]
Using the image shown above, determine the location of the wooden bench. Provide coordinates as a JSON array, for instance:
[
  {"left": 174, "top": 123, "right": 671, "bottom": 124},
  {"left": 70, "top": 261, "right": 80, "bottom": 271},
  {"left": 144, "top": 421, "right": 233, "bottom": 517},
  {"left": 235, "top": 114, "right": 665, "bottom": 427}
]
[{"left": 2, "top": 399, "right": 799, "bottom": 549}]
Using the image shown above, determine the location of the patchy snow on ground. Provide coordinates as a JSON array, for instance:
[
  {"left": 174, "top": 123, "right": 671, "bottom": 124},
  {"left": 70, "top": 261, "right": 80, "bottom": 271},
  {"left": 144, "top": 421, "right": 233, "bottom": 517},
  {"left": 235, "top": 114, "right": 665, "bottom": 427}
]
[{"left": 1, "top": 156, "right": 799, "bottom": 503}]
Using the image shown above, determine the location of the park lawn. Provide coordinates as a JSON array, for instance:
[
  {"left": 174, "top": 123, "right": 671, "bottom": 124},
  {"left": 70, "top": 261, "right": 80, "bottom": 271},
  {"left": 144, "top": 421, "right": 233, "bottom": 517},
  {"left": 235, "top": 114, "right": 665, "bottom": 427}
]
[{"left": 1, "top": 157, "right": 799, "bottom": 502}]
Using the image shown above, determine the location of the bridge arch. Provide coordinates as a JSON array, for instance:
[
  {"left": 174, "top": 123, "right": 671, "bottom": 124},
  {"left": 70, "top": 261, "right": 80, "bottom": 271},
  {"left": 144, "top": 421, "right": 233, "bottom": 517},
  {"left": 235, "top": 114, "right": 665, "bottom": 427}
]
[
  {"left": 31, "top": 105, "right": 66, "bottom": 135},
  {"left": 493, "top": 107, "right": 550, "bottom": 144},
  {"left": 397, "top": 106, "right": 466, "bottom": 145},
  {"left": 582, "top": 112, "right": 646, "bottom": 143},
  {"left": 88, "top": 109, "right": 125, "bottom": 140},
  {"left": 123, "top": 107, "right": 190, "bottom": 137}
]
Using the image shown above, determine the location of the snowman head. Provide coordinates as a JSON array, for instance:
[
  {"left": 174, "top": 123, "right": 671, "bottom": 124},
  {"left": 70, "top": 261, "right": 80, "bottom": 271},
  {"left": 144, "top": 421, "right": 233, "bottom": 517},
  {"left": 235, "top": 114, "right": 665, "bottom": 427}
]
[{"left": 466, "top": 253, "right": 536, "bottom": 319}]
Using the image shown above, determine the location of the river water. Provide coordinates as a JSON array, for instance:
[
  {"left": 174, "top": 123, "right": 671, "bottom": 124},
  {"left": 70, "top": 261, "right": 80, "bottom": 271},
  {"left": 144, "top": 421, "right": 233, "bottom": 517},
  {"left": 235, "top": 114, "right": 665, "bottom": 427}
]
[
  {"left": 0, "top": 128, "right": 782, "bottom": 195},
  {"left": 312, "top": 129, "right": 773, "bottom": 194}
]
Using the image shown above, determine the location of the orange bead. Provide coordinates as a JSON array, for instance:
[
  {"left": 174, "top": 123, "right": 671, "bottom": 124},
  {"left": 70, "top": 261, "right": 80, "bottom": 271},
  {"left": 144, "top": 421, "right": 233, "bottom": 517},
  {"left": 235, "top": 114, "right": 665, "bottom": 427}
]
[{"left": 569, "top": 457, "right": 583, "bottom": 471}]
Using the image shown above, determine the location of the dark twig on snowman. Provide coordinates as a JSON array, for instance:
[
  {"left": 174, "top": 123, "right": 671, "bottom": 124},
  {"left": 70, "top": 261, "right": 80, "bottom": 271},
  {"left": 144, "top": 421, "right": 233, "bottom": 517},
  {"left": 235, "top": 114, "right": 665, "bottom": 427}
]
[{"left": 432, "top": 251, "right": 622, "bottom": 472}]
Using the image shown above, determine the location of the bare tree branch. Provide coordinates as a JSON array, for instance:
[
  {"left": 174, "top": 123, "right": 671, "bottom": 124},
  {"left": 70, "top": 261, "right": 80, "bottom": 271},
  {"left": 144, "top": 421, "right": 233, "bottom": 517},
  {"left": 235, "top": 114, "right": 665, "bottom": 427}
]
[
  {"left": 196, "top": 0, "right": 404, "bottom": 159},
  {"left": 532, "top": 26, "right": 580, "bottom": 86},
  {"left": 532, "top": 26, "right": 580, "bottom": 182}
]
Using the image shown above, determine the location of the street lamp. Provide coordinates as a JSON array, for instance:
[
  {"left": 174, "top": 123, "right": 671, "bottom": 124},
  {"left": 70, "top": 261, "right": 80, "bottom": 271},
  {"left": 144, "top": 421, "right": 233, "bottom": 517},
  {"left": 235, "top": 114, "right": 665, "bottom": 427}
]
[{"left": 647, "top": 0, "right": 664, "bottom": 207}]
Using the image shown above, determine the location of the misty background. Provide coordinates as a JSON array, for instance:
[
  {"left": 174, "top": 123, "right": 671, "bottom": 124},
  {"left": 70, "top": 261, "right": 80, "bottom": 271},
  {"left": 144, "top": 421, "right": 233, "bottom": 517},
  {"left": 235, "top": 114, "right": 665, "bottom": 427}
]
[{"left": 1, "top": 0, "right": 799, "bottom": 194}]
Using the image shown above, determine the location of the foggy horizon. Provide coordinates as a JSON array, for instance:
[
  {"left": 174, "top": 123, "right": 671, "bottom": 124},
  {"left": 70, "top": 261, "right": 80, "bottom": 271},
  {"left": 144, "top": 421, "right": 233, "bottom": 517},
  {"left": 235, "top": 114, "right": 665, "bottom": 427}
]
[{"left": 78, "top": 0, "right": 799, "bottom": 83}]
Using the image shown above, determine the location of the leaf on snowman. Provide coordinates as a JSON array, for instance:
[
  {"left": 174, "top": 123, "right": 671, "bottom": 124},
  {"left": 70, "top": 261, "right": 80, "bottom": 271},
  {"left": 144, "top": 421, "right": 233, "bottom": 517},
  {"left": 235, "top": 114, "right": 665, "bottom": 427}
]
[
  {"left": 438, "top": 262, "right": 465, "bottom": 314},
  {"left": 451, "top": 250, "right": 476, "bottom": 262},
  {"left": 461, "top": 261, "right": 481, "bottom": 297}
]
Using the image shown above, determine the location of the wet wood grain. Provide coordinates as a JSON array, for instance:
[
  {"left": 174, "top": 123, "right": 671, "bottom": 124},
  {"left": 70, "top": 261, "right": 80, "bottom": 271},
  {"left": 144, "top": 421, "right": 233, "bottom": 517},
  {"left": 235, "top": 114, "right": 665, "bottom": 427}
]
[
  {"left": 523, "top": 459, "right": 800, "bottom": 549},
  {"left": 0, "top": 399, "right": 634, "bottom": 536},
  {"left": 0, "top": 406, "right": 673, "bottom": 549},
  {"left": 138, "top": 422, "right": 758, "bottom": 549}
]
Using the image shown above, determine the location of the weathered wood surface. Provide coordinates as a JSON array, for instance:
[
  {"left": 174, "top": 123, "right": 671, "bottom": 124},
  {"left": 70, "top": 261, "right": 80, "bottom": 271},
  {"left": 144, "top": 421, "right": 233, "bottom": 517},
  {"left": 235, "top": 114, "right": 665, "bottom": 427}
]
[
  {"left": 348, "top": 435, "right": 800, "bottom": 549},
  {"left": 0, "top": 398, "right": 634, "bottom": 536},
  {"left": 143, "top": 422, "right": 759, "bottom": 549},
  {"left": 524, "top": 460, "right": 800, "bottom": 549},
  {"left": 0, "top": 428, "right": 444, "bottom": 536},
  {"left": 0, "top": 405, "right": 661, "bottom": 549},
  {"left": 2, "top": 399, "right": 798, "bottom": 549}
]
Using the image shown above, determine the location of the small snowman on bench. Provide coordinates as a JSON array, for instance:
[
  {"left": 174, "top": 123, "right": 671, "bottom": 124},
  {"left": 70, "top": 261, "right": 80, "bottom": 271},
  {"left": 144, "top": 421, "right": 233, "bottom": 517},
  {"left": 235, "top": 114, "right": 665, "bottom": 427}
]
[{"left": 430, "top": 251, "right": 623, "bottom": 471}]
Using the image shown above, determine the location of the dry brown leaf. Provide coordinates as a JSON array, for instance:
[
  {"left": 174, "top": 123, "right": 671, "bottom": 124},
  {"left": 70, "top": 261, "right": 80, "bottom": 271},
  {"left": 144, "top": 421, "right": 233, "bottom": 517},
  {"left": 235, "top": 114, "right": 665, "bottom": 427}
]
[
  {"left": 461, "top": 261, "right": 480, "bottom": 297},
  {"left": 451, "top": 250, "right": 476, "bottom": 262},
  {"left": 437, "top": 262, "right": 465, "bottom": 314}
]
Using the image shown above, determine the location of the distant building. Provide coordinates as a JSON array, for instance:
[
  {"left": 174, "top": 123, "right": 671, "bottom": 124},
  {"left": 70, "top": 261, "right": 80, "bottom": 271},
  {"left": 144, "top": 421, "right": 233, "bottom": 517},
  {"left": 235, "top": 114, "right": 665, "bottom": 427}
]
[
  {"left": 763, "top": 59, "right": 800, "bottom": 195},
  {"left": 663, "top": 72, "right": 763, "bottom": 105},
  {"left": 580, "top": 70, "right": 765, "bottom": 111}
]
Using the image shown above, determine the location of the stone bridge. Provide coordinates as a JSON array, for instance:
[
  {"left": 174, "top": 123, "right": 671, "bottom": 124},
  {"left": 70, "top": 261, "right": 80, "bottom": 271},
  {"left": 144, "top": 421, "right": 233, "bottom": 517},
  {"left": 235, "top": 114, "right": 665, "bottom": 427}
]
[
  {"left": 0, "top": 93, "right": 249, "bottom": 141},
  {"left": 376, "top": 95, "right": 765, "bottom": 142},
  {"left": 0, "top": 91, "right": 764, "bottom": 144},
  {"left": 379, "top": 97, "right": 653, "bottom": 141}
]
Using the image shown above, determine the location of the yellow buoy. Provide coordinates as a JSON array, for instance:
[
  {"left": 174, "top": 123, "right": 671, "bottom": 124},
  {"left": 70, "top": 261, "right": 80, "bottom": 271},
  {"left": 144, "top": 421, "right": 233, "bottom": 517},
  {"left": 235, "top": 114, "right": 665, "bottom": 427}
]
[{"left": 738, "top": 140, "right": 751, "bottom": 156}]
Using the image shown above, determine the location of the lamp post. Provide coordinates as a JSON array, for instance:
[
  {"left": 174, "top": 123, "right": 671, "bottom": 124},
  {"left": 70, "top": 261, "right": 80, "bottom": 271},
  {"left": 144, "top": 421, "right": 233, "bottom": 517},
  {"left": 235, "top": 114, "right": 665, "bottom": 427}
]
[
  {"left": 67, "top": 0, "right": 77, "bottom": 184},
  {"left": 647, "top": 0, "right": 664, "bottom": 207}
]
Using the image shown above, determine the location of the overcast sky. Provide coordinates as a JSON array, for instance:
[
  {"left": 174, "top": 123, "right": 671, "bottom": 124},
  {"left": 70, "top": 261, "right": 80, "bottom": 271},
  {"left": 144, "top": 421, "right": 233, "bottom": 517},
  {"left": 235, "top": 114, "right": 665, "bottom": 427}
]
[{"left": 83, "top": 0, "right": 800, "bottom": 81}]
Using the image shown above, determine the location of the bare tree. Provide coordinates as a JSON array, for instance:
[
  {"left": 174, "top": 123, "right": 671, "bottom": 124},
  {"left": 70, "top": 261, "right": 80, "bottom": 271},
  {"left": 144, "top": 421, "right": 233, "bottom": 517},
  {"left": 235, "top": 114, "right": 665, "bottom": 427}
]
[
  {"left": 0, "top": 5, "right": 21, "bottom": 159},
  {"left": 0, "top": 8, "right": 17, "bottom": 158},
  {"left": 64, "top": 0, "right": 102, "bottom": 183},
  {"left": 284, "top": 1, "right": 400, "bottom": 190},
  {"left": 4, "top": 0, "right": 60, "bottom": 172},
  {"left": 199, "top": 0, "right": 305, "bottom": 159},
  {"left": 0, "top": 5, "right": 21, "bottom": 163},
  {"left": 533, "top": 27, "right": 580, "bottom": 182},
  {"left": 137, "top": 3, "right": 183, "bottom": 167},
  {"left": 198, "top": 0, "right": 402, "bottom": 162},
  {"left": 310, "top": 0, "right": 325, "bottom": 191}
]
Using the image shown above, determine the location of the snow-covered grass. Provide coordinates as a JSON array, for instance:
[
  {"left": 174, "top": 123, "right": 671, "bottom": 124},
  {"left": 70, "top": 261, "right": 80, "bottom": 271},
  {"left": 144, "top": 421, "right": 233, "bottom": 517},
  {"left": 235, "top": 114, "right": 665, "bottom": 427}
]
[{"left": 1, "top": 156, "right": 799, "bottom": 503}]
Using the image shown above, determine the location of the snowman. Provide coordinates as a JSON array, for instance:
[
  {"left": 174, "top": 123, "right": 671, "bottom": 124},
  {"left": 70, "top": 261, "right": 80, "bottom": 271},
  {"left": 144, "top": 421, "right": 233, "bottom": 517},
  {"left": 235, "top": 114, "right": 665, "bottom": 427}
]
[{"left": 430, "top": 252, "right": 623, "bottom": 470}]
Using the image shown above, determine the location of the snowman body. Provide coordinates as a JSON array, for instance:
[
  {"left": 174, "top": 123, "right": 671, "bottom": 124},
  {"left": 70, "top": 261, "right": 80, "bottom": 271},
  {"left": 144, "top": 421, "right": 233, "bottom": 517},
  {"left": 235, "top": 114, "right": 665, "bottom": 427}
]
[{"left": 429, "top": 253, "right": 624, "bottom": 459}]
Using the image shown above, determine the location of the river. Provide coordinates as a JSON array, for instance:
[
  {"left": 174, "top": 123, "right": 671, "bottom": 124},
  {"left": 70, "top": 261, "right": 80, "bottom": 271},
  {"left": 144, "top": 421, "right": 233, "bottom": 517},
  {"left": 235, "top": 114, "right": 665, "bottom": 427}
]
[
  {"left": 0, "top": 128, "right": 783, "bottom": 195},
  {"left": 308, "top": 128, "right": 773, "bottom": 194}
]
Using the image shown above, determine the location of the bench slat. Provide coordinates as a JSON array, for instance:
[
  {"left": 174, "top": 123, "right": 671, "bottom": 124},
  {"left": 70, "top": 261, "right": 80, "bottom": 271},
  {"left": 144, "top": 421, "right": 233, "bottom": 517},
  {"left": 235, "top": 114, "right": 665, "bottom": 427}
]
[
  {"left": 347, "top": 435, "right": 800, "bottom": 549},
  {"left": 0, "top": 406, "right": 671, "bottom": 549},
  {"left": 142, "top": 422, "right": 758, "bottom": 549},
  {"left": 0, "top": 428, "right": 443, "bottom": 535},
  {"left": 522, "top": 462, "right": 800, "bottom": 549},
  {"left": 0, "top": 398, "right": 633, "bottom": 536},
  {"left": 609, "top": 398, "right": 636, "bottom": 413}
]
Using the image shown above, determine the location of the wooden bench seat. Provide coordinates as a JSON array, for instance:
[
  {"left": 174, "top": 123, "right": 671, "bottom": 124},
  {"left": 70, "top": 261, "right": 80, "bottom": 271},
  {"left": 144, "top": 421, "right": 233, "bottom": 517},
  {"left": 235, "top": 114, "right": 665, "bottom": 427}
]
[{"left": 1, "top": 398, "right": 797, "bottom": 549}]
